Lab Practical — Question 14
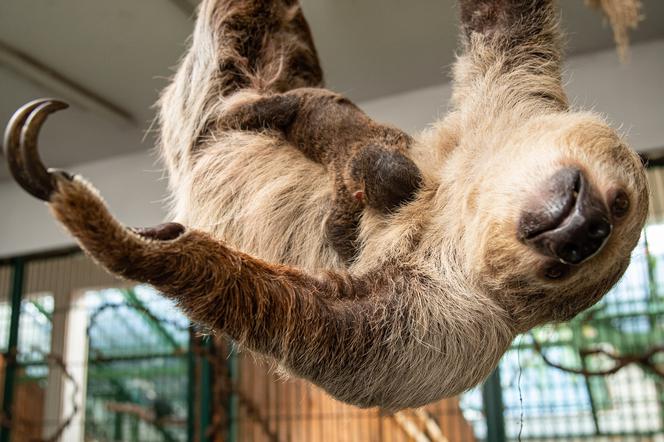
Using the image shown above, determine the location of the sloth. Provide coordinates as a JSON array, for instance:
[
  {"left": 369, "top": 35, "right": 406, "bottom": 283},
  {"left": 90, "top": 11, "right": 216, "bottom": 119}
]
[
  {"left": 217, "top": 88, "right": 422, "bottom": 263},
  {"left": 3, "top": 0, "right": 648, "bottom": 411}
]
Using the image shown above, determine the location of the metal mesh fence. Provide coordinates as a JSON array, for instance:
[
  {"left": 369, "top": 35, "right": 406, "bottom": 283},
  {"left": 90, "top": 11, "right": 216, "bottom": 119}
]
[
  {"left": 0, "top": 164, "right": 663, "bottom": 441},
  {"left": 488, "top": 175, "right": 664, "bottom": 441},
  {"left": 84, "top": 287, "right": 191, "bottom": 442}
]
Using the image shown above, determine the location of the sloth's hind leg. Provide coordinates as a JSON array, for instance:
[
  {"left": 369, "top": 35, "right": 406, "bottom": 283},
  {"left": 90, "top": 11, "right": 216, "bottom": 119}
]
[
  {"left": 196, "top": 0, "right": 323, "bottom": 98},
  {"left": 159, "top": 0, "right": 324, "bottom": 176}
]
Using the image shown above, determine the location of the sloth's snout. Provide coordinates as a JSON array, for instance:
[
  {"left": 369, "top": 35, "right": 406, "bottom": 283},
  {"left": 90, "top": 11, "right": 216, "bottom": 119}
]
[{"left": 518, "top": 167, "right": 613, "bottom": 266}]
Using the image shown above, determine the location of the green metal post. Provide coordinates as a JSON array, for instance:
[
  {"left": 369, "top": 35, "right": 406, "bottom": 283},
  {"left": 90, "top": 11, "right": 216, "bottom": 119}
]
[
  {"left": 482, "top": 368, "right": 507, "bottom": 442},
  {"left": 108, "top": 377, "right": 131, "bottom": 441},
  {"left": 1, "top": 258, "right": 25, "bottom": 442},
  {"left": 187, "top": 330, "right": 196, "bottom": 442},
  {"left": 130, "top": 415, "right": 139, "bottom": 442},
  {"left": 200, "top": 337, "right": 213, "bottom": 442},
  {"left": 227, "top": 343, "right": 239, "bottom": 442},
  {"left": 113, "top": 410, "right": 124, "bottom": 441},
  {"left": 576, "top": 327, "right": 601, "bottom": 435}
]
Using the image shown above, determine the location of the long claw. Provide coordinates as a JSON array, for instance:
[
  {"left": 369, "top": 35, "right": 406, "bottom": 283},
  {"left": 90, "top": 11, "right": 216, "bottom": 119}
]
[
  {"left": 131, "top": 223, "right": 186, "bottom": 241},
  {"left": 3, "top": 98, "right": 69, "bottom": 201},
  {"left": 4, "top": 99, "right": 47, "bottom": 199},
  {"left": 20, "top": 99, "right": 69, "bottom": 200}
]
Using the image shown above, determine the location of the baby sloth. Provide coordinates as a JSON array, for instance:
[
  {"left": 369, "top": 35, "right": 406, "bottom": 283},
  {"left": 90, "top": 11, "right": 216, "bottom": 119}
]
[{"left": 218, "top": 88, "right": 423, "bottom": 262}]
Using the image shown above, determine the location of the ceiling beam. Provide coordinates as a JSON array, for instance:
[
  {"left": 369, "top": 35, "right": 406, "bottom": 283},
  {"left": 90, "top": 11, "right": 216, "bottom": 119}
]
[{"left": 0, "top": 40, "right": 134, "bottom": 126}]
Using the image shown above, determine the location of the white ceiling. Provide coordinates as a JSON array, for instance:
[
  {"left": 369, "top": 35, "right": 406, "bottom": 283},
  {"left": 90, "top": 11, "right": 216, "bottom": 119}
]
[{"left": 1, "top": 0, "right": 663, "bottom": 180}]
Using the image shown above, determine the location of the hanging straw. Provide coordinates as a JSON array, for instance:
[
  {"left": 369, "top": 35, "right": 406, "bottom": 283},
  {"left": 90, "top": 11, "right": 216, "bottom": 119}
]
[{"left": 586, "top": 0, "right": 643, "bottom": 61}]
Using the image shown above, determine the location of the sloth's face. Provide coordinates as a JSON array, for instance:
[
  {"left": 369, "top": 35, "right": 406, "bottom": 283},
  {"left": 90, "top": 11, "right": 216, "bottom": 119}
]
[{"left": 469, "top": 113, "right": 648, "bottom": 324}]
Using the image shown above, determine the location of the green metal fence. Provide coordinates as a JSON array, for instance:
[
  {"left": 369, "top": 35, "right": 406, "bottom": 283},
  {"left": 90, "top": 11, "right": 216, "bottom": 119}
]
[
  {"left": 0, "top": 251, "right": 221, "bottom": 442},
  {"left": 462, "top": 164, "right": 664, "bottom": 442},
  {"left": 84, "top": 288, "right": 191, "bottom": 442}
]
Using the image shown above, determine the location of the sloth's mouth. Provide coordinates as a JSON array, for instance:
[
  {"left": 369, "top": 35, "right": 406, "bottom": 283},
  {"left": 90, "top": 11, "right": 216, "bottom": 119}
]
[{"left": 519, "top": 167, "right": 613, "bottom": 267}]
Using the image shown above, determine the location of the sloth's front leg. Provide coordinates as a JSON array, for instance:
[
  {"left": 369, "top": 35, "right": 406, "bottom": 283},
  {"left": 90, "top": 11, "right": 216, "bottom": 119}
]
[
  {"left": 453, "top": 0, "right": 566, "bottom": 111},
  {"left": 2, "top": 98, "right": 405, "bottom": 388}
]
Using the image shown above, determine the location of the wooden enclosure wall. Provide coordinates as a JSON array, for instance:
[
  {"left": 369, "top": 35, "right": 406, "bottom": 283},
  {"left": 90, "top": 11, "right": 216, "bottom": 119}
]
[
  {"left": 233, "top": 353, "right": 477, "bottom": 442},
  {"left": 0, "top": 359, "right": 45, "bottom": 442}
]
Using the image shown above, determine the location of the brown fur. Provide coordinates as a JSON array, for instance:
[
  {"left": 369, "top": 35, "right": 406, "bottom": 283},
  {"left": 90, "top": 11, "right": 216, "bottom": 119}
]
[{"left": 15, "top": 0, "right": 648, "bottom": 410}]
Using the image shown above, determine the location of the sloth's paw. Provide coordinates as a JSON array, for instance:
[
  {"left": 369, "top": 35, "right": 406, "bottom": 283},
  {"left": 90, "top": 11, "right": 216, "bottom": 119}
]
[{"left": 3, "top": 98, "right": 188, "bottom": 282}]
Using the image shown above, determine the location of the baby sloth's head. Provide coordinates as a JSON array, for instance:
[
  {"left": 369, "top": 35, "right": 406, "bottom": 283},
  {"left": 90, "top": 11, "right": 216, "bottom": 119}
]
[{"left": 466, "top": 112, "right": 648, "bottom": 329}]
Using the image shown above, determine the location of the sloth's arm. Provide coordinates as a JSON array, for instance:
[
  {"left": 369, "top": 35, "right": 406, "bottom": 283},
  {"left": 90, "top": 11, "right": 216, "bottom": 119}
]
[
  {"left": 188, "top": 0, "right": 323, "bottom": 98},
  {"left": 219, "top": 88, "right": 380, "bottom": 163},
  {"left": 4, "top": 98, "right": 412, "bottom": 366},
  {"left": 50, "top": 176, "right": 395, "bottom": 356},
  {"left": 453, "top": 0, "right": 567, "bottom": 110},
  {"left": 219, "top": 89, "right": 422, "bottom": 210}
]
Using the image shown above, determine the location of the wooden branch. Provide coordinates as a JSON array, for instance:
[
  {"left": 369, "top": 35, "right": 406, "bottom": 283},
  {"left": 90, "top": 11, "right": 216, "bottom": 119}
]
[
  {"left": 0, "top": 351, "right": 79, "bottom": 442},
  {"left": 105, "top": 402, "right": 185, "bottom": 426},
  {"left": 414, "top": 408, "right": 449, "bottom": 442},
  {"left": 531, "top": 334, "right": 664, "bottom": 378},
  {"left": 392, "top": 411, "right": 431, "bottom": 442}
]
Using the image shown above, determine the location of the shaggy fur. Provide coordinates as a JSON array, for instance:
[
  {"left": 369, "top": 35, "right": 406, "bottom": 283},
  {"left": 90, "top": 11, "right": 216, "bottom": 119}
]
[{"left": 11, "top": 0, "right": 648, "bottom": 410}]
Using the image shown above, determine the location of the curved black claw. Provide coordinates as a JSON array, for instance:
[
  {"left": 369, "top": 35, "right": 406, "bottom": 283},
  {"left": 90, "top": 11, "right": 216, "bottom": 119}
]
[
  {"left": 3, "top": 98, "right": 69, "bottom": 201},
  {"left": 132, "top": 223, "right": 186, "bottom": 241}
]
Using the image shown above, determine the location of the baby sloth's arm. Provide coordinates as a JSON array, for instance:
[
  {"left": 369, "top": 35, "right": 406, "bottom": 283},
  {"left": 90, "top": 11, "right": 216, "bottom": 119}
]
[{"left": 220, "top": 88, "right": 423, "bottom": 262}]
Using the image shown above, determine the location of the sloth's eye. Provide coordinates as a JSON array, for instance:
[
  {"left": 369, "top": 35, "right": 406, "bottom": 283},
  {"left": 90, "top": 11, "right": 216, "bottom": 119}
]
[
  {"left": 543, "top": 262, "right": 571, "bottom": 280},
  {"left": 610, "top": 189, "right": 630, "bottom": 218}
]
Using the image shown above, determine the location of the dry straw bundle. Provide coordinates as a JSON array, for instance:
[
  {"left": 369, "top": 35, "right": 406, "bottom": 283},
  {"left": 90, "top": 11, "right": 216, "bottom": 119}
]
[{"left": 586, "top": 0, "right": 643, "bottom": 60}]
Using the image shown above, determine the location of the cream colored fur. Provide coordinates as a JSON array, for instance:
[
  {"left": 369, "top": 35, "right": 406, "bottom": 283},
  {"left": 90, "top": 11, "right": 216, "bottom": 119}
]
[{"left": 157, "top": 0, "right": 646, "bottom": 407}]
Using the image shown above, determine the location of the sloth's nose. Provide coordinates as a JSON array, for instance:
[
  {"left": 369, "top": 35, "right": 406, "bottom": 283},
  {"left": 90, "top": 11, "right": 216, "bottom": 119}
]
[{"left": 518, "top": 167, "right": 612, "bottom": 265}]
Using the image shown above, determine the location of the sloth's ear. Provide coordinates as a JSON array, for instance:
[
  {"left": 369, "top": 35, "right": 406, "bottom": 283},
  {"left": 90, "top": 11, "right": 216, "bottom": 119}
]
[{"left": 349, "top": 145, "right": 423, "bottom": 213}]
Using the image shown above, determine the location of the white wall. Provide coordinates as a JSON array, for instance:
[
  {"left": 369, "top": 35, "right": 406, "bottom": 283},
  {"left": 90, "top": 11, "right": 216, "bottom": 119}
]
[
  {"left": 361, "top": 38, "right": 664, "bottom": 150},
  {"left": 1, "top": 39, "right": 663, "bottom": 257},
  {"left": 1, "top": 150, "right": 168, "bottom": 257},
  {"left": 564, "top": 39, "right": 664, "bottom": 152}
]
